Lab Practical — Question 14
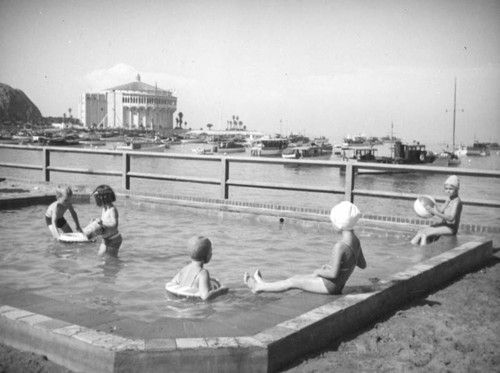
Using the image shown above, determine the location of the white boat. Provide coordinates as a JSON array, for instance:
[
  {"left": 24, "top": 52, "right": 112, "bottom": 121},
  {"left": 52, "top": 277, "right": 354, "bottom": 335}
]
[
  {"left": 456, "top": 142, "right": 490, "bottom": 157},
  {"left": 248, "top": 138, "right": 289, "bottom": 157},
  {"left": 333, "top": 144, "right": 343, "bottom": 156},
  {"left": 192, "top": 146, "right": 215, "bottom": 155},
  {"left": 282, "top": 144, "right": 326, "bottom": 159},
  {"left": 433, "top": 151, "right": 461, "bottom": 167},
  {"left": 115, "top": 140, "right": 166, "bottom": 152},
  {"left": 216, "top": 141, "right": 246, "bottom": 153},
  {"left": 312, "top": 137, "right": 333, "bottom": 153},
  {"left": 181, "top": 134, "right": 207, "bottom": 144}
]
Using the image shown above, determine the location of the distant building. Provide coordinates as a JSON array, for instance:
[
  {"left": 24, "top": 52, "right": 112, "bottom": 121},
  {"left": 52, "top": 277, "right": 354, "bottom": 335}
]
[{"left": 80, "top": 74, "right": 177, "bottom": 132}]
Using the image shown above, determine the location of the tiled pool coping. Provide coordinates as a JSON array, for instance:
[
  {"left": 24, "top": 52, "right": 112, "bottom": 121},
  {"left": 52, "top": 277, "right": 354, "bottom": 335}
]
[{"left": 0, "top": 193, "right": 495, "bottom": 373}]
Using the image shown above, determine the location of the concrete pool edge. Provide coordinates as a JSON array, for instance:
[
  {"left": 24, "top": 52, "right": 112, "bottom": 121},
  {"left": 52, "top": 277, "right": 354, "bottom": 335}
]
[{"left": 0, "top": 193, "right": 496, "bottom": 372}]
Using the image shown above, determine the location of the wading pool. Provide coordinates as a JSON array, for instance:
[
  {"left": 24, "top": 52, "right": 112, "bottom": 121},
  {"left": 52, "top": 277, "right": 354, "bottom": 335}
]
[{"left": 0, "top": 200, "right": 461, "bottom": 322}]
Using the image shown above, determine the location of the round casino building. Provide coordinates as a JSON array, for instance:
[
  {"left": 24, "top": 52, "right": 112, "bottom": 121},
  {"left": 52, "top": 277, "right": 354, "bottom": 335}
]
[{"left": 80, "top": 74, "right": 177, "bottom": 133}]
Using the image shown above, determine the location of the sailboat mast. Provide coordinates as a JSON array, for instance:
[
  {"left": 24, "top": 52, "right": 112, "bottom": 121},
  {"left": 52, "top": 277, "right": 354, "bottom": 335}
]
[{"left": 452, "top": 77, "right": 457, "bottom": 150}]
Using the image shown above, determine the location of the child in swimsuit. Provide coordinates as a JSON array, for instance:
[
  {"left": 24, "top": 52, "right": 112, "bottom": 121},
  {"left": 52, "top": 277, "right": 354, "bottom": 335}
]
[
  {"left": 411, "top": 175, "right": 463, "bottom": 246},
  {"left": 170, "top": 236, "right": 227, "bottom": 300},
  {"left": 45, "top": 185, "right": 82, "bottom": 238},
  {"left": 88, "top": 185, "right": 122, "bottom": 257},
  {"left": 244, "top": 201, "right": 367, "bottom": 295}
]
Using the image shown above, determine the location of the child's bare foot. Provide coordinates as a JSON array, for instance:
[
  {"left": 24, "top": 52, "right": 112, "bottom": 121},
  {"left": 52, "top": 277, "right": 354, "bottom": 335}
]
[
  {"left": 253, "top": 269, "right": 263, "bottom": 283},
  {"left": 244, "top": 272, "right": 258, "bottom": 293}
]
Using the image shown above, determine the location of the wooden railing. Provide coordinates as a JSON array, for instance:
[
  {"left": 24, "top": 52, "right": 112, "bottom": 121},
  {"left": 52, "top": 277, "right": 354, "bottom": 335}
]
[{"left": 1, "top": 144, "right": 499, "bottom": 209}]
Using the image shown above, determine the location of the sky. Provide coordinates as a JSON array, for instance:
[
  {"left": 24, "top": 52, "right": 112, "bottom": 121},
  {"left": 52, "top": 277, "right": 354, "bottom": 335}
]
[{"left": 1, "top": 0, "right": 499, "bottom": 144}]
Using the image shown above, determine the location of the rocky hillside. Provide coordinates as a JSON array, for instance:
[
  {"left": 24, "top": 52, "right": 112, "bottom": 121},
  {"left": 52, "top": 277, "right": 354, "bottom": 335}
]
[{"left": 0, "top": 82, "right": 43, "bottom": 123}]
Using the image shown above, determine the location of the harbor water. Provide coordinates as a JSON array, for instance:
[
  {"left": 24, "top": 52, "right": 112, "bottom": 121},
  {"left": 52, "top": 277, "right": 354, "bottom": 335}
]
[{"left": 0, "top": 142, "right": 499, "bottom": 227}]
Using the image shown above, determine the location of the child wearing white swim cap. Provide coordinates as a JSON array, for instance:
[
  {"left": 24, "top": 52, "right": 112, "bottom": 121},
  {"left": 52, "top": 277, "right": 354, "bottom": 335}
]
[
  {"left": 411, "top": 175, "right": 463, "bottom": 246},
  {"left": 244, "top": 201, "right": 366, "bottom": 295}
]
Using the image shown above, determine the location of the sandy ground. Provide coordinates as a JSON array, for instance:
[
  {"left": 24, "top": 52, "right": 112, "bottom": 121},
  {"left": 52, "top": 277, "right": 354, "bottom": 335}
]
[{"left": 1, "top": 178, "right": 499, "bottom": 373}]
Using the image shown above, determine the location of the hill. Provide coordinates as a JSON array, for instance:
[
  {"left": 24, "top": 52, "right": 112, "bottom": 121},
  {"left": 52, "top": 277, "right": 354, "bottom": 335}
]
[{"left": 0, "top": 82, "right": 43, "bottom": 123}]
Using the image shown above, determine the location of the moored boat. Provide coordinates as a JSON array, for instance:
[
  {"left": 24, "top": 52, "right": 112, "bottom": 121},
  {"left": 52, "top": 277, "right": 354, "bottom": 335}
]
[
  {"left": 216, "top": 141, "right": 246, "bottom": 153},
  {"left": 248, "top": 137, "right": 289, "bottom": 157},
  {"left": 281, "top": 144, "right": 325, "bottom": 159},
  {"left": 456, "top": 142, "right": 490, "bottom": 156},
  {"left": 392, "top": 141, "right": 436, "bottom": 164},
  {"left": 192, "top": 146, "right": 215, "bottom": 155},
  {"left": 432, "top": 151, "right": 461, "bottom": 167},
  {"left": 114, "top": 138, "right": 167, "bottom": 152}
]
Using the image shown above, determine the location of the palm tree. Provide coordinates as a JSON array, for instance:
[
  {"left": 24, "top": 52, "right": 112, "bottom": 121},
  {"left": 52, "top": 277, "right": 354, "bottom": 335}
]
[{"left": 207, "top": 123, "right": 213, "bottom": 130}]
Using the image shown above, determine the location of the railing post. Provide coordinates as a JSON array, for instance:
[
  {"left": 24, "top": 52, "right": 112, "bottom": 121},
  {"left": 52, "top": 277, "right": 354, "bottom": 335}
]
[
  {"left": 122, "top": 153, "right": 130, "bottom": 190},
  {"left": 344, "top": 162, "right": 355, "bottom": 203},
  {"left": 42, "top": 147, "right": 50, "bottom": 182},
  {"left": 220, "top": 156, "right": 229, "bottom": 199}
]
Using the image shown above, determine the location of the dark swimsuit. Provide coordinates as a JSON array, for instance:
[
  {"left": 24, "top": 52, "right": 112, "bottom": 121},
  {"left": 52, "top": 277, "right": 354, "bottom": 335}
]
[
  {"left": 321, "top": 242, "right": 359, "bottom": 295},
  {"left": 430, "top": 196, "right": 462, "bottom": 235},
  {"left": 45, "top": 216, "right": 67, "bottom": 228}
]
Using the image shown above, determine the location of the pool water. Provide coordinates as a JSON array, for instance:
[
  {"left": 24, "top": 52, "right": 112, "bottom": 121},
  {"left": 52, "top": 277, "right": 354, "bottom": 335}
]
[{"left": 0, "top": 201, "right": 456, "bottom": 322}]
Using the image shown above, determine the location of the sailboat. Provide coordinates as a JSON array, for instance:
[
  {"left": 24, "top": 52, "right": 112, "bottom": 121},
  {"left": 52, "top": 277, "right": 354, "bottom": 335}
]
[{"left": 434, "top": 78, "right": 461, "bottom": 167}]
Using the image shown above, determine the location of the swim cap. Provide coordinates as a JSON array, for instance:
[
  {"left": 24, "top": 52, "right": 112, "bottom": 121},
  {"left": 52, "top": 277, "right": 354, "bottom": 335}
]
[
  {"left": 330, "top": 201, "right": 361, "bottom": 230},
  {"left": 445, "top": 175, "right": 460, "bottom": 189},
  {"left": 189, "top": 236, "right": 212, "bottom": 262}
]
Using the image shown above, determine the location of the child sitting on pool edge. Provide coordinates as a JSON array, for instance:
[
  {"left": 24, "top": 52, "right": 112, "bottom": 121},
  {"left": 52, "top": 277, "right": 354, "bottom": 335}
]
[
  {"left": 87, "top": 185, "right": 122, "bottom": 257},
  {"left": 244, "top": 201, "right": 366, "bottom": 295},
  {"left": 169, "top": 236, "right": 228, "bottom": 300},
  {"left": 45, "top": 185, "right": 83, "bottom": 239},
  {"left": 411, "top": 175, "right": 463, "bottom": 246}
]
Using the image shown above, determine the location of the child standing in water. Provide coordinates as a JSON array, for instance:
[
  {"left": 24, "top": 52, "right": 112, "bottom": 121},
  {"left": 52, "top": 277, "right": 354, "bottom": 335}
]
[
  {"left": 244, "top": 201, "right": 366, "bottom": 295},
  {"left": 45, "top": 185, "right": 82, "bottom": 238},
  {"left": 411, "top": 175, "right": 463, "bottom": 246},
  {"left": 88, "top": 185, "right": 122, "bottom": 257},
  {"left": 169, "top": 236, "right": 227, "bottom": 300}
]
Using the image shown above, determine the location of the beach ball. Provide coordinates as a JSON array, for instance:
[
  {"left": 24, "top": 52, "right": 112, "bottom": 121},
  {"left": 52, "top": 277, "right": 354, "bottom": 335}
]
[
  {"left": 413, "top": 195, "right": 436, "bottom": 218},
  {"left": 83, "top": 220, "right": 104, "bottom": 239}
]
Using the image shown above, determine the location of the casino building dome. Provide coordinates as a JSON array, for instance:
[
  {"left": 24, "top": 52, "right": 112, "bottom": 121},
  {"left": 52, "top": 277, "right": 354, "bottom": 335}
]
[{"left": 81, "top": 74, "right": 177, "bottom": 132}]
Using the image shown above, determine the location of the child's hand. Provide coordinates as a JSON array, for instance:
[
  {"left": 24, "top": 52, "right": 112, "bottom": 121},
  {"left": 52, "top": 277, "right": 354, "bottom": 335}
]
[
  {"left": 424, "top": 204, "right": 435, "bottom": 215},
  {"left": 313, "top": 269, "right": 322, "bottom": 277}
]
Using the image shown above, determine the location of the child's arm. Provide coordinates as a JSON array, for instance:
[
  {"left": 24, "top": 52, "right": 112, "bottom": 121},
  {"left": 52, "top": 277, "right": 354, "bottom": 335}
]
[
  {"left": 67, "top": 204, "right": 82, "bottom": 232},
  {"left": 197, "top": 270, "right": 212, "bottom": 301},
  {"left": 171, "top": 271, "right": 181, "bottom": 285},
  {"left": 205, "top": 286, "right": 229, "bottom": 300},
  {"left": 429, "top": 200, "right": 459, "bottom": 223},
  {"left": 49, "top": 205, "right": 60, "bottom": 237},
  {"left": 356, "top": 246, "right": 367, "bottom": 269}
]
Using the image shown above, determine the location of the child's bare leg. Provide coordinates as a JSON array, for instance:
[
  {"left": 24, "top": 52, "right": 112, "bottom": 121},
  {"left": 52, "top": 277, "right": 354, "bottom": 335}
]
[
  {"left": 244, "top": 271, "right": 329, "bottom": 294},
  {"left": 98, "top": 242, "right": 107, "bottom": 256},
  {"left": 422, "top": 226, "right": 454, "bottom": 246},
  {"left": 411, "top": 232, "right": 423, "bottom": 245}
]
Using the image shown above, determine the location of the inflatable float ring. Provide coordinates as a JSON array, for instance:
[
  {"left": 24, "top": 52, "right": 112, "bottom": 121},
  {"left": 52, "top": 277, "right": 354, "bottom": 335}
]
[
  {"left": 165, "top": 278, "right": 228, "bottom": 299},
  {"left": 58, "top": 232, "right": 91, "bottom": 243}
]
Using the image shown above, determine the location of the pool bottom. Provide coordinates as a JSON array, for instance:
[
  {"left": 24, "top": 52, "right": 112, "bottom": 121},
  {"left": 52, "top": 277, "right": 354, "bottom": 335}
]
[{"left": 0, "top": 237, "right": 492, "bottom": 373}]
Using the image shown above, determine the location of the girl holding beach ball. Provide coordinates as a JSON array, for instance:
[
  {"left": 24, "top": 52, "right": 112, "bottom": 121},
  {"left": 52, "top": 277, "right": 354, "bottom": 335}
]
[{"left": 411, "top": 175, "right": 463, "bottom": 246}]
